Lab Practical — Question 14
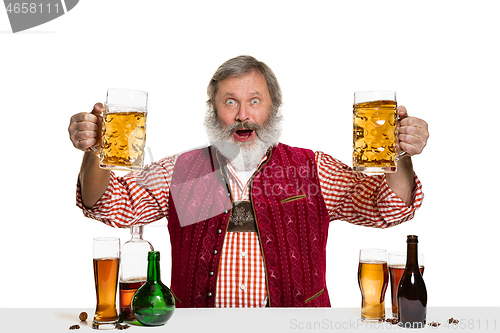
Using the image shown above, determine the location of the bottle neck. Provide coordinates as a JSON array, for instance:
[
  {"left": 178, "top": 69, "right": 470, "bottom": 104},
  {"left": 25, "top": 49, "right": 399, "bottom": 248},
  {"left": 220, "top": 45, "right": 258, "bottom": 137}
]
[
  {"left": 147, "top": 255, "right": 161, "bottom": 282},
  {"left": 406, "top": 241, "right": 419, "bottom": 269},
  {"left": 131, "top": 225, "right": 144, "bottom": 240}
]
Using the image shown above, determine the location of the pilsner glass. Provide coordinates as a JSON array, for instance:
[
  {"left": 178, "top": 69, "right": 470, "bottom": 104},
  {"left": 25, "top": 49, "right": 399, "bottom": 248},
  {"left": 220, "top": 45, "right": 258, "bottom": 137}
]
[
  {"left": 388, "top": 251, "right": 425, "bottom": 318},
  {"left": 91, "top": 88, "right": 148, "bottom": 171},
  {"left": 93, "top": 237, "right": 120, "bottom": 330},
  {"left": 353, "top": 91, "right": 406, "bottom": 173},
  {"left": 357, "top": 248, "right": 389, "bottom": 322}
]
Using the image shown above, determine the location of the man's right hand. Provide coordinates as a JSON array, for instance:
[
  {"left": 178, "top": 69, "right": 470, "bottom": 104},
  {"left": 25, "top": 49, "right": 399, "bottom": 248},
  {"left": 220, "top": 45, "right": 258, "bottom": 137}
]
[
  {"left": 68, "top": 103, "right": 105, "bottom": 152},
  {"left": 69, "top": 103, "right": 111, "bottom": 209}
]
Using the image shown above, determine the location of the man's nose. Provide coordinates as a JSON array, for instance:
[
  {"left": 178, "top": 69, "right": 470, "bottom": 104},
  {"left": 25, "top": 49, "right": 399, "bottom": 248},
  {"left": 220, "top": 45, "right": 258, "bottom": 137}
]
[{"left": 236, "top": 104, "right": 250, "bottom": 122}]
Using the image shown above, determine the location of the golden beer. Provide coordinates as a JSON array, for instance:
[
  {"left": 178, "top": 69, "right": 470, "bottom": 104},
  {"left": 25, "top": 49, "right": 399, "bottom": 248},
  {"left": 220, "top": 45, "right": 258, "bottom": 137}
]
[
  {"left": 93, "top": 258, "right": 120, "bottom": 326},
  {"left": 353, "top": 100, "right": 398, "bottom": 173},
  {"left": 358, "top": 260, "right": 389, "bottom": 322},
  {"left": 100, "top": 110, "right": 147, "bottom": 171}
]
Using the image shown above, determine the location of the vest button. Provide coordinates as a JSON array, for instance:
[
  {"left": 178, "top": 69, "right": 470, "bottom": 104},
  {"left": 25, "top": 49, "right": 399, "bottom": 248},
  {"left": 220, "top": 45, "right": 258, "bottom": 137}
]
[
  {"left": 217, "top": 229, "right": 222, "bottom": 234},
  {"left": 207, "top": 292, "right": 213, "bottom": 298},
  {"left": 213, "top": 250, "right": 218, "bottom": 255},
  {"left": 209, "top": 271, "right": 214, "bottom": 276},
  {"left": 223, "top": 210, "right": 229, "bottom": 214}
]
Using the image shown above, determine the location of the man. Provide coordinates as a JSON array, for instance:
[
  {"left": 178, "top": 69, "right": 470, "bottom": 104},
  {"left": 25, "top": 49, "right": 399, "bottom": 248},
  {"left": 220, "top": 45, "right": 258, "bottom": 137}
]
[{"left": 68, "top": 55, "right": 428, "bottom": 308}]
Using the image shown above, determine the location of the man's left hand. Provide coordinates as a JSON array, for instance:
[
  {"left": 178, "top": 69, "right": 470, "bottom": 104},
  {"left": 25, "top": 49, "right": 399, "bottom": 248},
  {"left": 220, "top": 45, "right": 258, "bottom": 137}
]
[{"left": 397, "top": 106, "right": 429, "bottom": 156}]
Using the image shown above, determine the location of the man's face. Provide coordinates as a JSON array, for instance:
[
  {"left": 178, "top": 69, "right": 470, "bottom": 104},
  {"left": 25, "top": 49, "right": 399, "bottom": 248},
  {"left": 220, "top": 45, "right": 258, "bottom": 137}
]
[{"left": 214, "top": 70, "right": 273, "bottom": 145}]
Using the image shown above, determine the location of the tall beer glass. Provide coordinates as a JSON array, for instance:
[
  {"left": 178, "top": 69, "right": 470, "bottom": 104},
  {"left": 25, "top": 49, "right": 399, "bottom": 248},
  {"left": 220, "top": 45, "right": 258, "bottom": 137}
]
[
  {"left": 91, "top": 88, "right": 148, "bottom": 171},
  {"left": 358, "top": 249, "right": 389, "bottom": 322},
  {"left": 93, "top": 237, "right": 120, "bottom": 330},
  {"left": 353, "top": 91, "right": 405, "bottom": 173},
  {"left": 388, "top": 251, "right": 425, "bottom": 318}
]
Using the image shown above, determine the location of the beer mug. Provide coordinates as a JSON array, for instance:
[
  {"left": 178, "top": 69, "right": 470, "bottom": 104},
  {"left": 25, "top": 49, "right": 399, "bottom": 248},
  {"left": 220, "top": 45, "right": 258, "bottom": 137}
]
[
  {"left": 91, "top": 88, "right": 148, "bottom": 171},
  {"left": 357, "top": 248, "right": 389, "bottom": 322},
  {"left": 93, "top": 237, "right": 120, "bottom": 329},
  {"left": 388, "top": 251, "right": 425, "bottom": 318},
  {"left": 352, "top": 91, "right": 406, "bottom": 173}
]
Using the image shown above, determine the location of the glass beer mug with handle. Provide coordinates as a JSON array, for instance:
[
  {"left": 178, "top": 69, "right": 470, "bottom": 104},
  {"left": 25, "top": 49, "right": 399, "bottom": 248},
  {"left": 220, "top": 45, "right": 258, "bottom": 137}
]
[
  {"left": 91, "top": 88, "right": 148, "bottom": 172},
  {"left": 353, "top": 91, "right": 406, "bottom": 173}
]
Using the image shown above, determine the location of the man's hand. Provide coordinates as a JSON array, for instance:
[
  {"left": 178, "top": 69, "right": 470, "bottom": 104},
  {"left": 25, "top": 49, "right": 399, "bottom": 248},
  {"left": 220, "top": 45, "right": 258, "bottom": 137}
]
[
  {"left": 68, "top": 103, "right": 105, "bottom": 152},
  {"left": 386, "top": 106, "right": 429, "bottom": 206},
  {"left": 397, "top": 106, "right": 429, "bottom": 157},
  {"left": 69, "top": 103, "right": 110, "bottom": 209}
]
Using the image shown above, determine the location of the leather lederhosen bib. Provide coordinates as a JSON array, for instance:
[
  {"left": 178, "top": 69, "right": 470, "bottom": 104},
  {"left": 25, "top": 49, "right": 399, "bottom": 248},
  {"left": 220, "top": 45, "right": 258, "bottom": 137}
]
[{"left": 227, "top": 201, "right": 257, "bottom": 232}]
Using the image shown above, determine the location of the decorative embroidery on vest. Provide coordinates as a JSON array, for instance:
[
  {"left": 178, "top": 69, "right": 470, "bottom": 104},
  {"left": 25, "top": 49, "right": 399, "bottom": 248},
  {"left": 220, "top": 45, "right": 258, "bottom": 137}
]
[{"left": 227, "top": 201, "right": 257, "bottom": 232}]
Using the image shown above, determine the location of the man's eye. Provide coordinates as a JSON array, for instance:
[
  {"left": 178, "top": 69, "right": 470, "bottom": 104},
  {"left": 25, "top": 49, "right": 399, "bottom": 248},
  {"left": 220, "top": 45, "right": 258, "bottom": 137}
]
[
  {"left": 226, "top": 100, "right": 236, "bottom": 105},
  {"left": 251, "top": 99, "right": 259, "bottom": 104}
]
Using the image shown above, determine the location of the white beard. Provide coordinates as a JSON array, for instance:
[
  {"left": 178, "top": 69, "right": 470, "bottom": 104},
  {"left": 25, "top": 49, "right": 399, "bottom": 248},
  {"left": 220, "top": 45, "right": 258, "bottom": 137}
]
[{"left": 204, "top": 109, "right": 283, "bottom": 172}]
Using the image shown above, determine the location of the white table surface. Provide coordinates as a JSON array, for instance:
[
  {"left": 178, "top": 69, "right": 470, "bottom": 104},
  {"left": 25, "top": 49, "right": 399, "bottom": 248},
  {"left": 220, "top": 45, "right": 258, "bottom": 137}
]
[{"left": 1, "top": 307, "right": 498, "bottom": 332}]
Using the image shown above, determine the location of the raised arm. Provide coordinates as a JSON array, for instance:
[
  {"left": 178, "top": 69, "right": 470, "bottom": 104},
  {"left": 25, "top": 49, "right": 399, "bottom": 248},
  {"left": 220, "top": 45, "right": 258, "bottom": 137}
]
[
  {"left": 385, "top": 106, "right": 429, "bottom": 206},
  {"left": 68, "top": 103, "right": 110, "bottom": 208}
]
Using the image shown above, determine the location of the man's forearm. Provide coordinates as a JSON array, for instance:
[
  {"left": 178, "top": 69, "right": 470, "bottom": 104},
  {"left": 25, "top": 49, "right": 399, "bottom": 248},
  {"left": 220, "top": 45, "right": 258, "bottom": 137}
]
[
  {"left": 385, "top": 157, "right": 415, "bottom": 206},
  {"left": 79, "top": 152, "right": 111, "bottom": 209}
]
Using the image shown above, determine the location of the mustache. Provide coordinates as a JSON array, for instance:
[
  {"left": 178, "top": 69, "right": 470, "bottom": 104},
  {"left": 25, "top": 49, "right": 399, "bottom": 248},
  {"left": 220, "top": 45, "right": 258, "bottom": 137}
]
[{"left": 226, "top": 121, "right": 261, "bottom": 133}]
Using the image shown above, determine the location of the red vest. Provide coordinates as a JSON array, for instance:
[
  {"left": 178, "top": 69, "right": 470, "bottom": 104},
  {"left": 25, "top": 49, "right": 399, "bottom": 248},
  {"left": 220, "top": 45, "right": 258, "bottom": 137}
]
[{"left": 167, "top": 143, "right": 331, "bottom": 307}]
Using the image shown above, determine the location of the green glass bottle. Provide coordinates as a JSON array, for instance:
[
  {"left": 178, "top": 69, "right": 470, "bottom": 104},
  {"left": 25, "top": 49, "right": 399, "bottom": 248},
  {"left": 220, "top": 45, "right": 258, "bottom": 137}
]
[{"left": 131, "top": 251, "right": 175, "bottom": 326}]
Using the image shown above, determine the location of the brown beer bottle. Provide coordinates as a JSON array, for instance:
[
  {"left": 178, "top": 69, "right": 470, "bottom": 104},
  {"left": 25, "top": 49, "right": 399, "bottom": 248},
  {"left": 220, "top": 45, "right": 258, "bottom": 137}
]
[{"left": 397, "top": 235, "right": 427, "bottom": 329}]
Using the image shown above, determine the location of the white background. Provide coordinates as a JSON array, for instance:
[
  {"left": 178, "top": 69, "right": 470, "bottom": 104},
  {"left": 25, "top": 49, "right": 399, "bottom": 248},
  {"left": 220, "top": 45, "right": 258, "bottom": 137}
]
[{"left": 1, "top": 0, "right": 499, "bottom": 309}]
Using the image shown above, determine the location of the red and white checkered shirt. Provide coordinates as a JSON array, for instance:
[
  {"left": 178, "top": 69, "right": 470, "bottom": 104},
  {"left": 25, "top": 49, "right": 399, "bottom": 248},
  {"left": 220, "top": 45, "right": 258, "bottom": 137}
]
[{"left": 76, "top": 149, "right": 423, "bottom": 308}]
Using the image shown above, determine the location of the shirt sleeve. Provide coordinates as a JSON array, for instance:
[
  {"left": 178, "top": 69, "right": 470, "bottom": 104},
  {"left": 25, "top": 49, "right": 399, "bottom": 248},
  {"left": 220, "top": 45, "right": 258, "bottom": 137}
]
[
  {"left": 315, "top": 151, "right": 424, "bottom": 228},
  {"left": 76, "top": 155, "right": 177, "bottom": 228}
]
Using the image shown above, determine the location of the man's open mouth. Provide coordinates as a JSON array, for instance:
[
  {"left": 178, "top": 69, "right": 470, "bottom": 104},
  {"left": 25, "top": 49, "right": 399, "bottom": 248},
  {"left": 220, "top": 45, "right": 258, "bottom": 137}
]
[{"left": 234, "top": 129, "right": 254, "bottom": 141}]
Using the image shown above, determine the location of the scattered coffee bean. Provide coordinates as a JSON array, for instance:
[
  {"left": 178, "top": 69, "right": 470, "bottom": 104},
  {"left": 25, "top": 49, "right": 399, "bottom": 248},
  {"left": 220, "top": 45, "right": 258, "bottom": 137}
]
[
  {"left": 448, "top": 318, "right": 459, "bottom": 324},
  {"left": 428, "top": 321, "right": 441, "bottom": 327},
  {"left": 69, "top": 324, "right": 80, "bottom": 330},
  {"left": 79, "top": 312, "right": 88, "bottom": 321},
  {"left": 385, "top": 318, "right": 399, "bottom": 325},
  {"left": 115, "top": 323, "right": 130, "bottom": 330}
]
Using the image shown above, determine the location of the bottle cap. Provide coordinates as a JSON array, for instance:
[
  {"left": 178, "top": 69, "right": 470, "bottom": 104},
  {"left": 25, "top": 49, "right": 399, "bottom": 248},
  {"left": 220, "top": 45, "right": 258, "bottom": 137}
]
[{"left": 407, "top": 235, "right": 418, "bottom": 243}]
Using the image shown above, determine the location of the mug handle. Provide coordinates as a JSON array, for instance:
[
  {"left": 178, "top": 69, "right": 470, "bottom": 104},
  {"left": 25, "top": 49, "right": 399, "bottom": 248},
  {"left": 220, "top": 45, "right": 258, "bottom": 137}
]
[
  {"left": 88, "top": 107, "right": 104, "bottom": 156},
  {"left": 89, "top": 146, "right": 100, "bottom": 156},
  {"left": 395, "top": 113, "right": 408, "bottom": 161},
  {"left": 395, "top": 150, "right": 407, "bottom": 161}
]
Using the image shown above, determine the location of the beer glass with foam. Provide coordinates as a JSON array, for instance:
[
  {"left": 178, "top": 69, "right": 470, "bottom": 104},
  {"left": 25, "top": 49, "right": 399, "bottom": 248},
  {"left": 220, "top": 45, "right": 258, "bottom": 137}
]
[
  {"left": 388, "top": 251, "right": 425, "bottom": 318},
  {"left": 93, "top": 237, "right": 120, "bottom": 329},
  {"left": 91, "top": 88, "right": 148, "bottom": 171},
  {"left": 353, "top": 91, "right": 406, "bottom": 173},
  {"left": 357, "top": 248, "right": 389, "bottom": 322}
]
